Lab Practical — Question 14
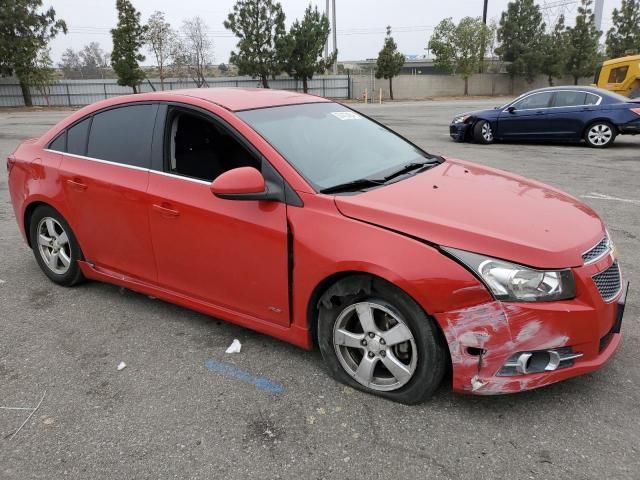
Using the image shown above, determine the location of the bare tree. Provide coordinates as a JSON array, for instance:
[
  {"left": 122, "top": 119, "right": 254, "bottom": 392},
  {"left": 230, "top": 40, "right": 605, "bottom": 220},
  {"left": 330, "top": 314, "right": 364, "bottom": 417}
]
[
  {"left": 145, "top": 11, "right": 175, "bottom": 90},
  {"left": 58, "top": 48, "right": 82, "bottom": 78},
  {"left": 79, "top": 42, "right": 109, "bottom": 78},
  {"left": 174, "top": 16, "right": 213, "bottom": 88}
]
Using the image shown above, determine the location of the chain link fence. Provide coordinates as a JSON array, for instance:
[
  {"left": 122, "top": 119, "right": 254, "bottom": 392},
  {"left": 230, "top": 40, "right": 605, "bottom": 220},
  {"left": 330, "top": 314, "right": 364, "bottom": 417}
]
[{"left": 0, "top": 75, "right": 351, "bottom": 107}]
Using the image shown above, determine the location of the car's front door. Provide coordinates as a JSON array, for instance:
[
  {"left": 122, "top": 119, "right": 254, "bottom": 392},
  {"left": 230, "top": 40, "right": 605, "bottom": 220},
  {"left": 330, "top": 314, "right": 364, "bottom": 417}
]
[
  {"left": 57, "top": 103, "right": 159, "bottom": 282},
  {"left": 497, "top": 91, "right": 554, "bottom": 139},
  {"left": 146, "top": 105, "right": 290, "bottom": 326}
]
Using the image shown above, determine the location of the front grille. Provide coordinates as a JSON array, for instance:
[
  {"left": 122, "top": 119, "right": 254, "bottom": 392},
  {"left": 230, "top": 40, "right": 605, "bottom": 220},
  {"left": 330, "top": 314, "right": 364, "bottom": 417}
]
[
  {"left": 592, "top": 261, "right": 622, "bottom": 302},
  {"left": 583, "top": 236, "right": 610, "bottom": 264}
]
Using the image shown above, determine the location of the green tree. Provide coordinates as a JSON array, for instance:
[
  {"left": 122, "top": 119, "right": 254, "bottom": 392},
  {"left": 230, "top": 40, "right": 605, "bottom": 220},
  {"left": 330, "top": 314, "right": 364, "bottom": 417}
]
[
  {"left": 565, "top": 0, "right": 602, "bottom": 85},
  {"left": 224, "top": 0, "right": 285, "bottom": 88},
  {"left": 495, "top": 0, "right": 546, "bottom": 89},
  {"left": 278, "top": 4, "right": 335, "bottom": 93},
  {"left": 111, "top": 0, "right": 147, "bottom": 93},
  {"left": 0, "top": 0, "right": 66, "bottom": 106},
  {"left": 145, "top": 11, "right": 176, "bottom": 90},
  {"left": 428, "top": 17, "right": 492, "bottom": 95},
  {"left": 541, "top": 15, "right": 568, "bottom": 86},
  {"left": 606, "top": 0, "right": 640, "bottom": 58},
  {"left": 24, "top": 47, "right": 56, "bottom": 105},
  {"left": 375, "top": 27, "right": 405, "bottom": 100}
]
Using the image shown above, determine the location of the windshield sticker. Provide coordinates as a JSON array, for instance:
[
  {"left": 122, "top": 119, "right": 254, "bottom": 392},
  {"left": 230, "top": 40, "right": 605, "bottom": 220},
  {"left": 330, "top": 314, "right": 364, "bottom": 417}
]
[{"left": 331, "top": 111, "right": 362, "bottom": 120}]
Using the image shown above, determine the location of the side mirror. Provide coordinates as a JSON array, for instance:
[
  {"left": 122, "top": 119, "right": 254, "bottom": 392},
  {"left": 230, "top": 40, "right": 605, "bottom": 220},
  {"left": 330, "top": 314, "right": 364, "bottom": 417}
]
[
  {"left": 507, "top": 106, "right": 516, "bottom": 113},
  {"left": 210, "top": 167, "right": 278, "bottom": 201}
]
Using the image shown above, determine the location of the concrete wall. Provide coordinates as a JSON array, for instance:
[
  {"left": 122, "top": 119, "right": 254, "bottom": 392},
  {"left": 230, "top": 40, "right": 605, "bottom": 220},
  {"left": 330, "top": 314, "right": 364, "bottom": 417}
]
[{"left": 351, "top": 73, "right": 593, "bottom": 100}]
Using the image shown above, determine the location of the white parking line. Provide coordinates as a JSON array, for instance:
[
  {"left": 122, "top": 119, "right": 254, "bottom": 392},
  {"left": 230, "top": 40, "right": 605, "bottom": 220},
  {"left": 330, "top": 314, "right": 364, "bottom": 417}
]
[{"left": 581, "top": 192, "right": 640, "bottom": 206}]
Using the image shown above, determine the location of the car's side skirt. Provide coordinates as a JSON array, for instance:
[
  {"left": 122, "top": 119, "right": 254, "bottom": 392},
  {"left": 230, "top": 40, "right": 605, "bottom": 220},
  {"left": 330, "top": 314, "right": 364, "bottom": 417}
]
[{"left": 77, "top": 260, "right": 313, "bottom": 350}]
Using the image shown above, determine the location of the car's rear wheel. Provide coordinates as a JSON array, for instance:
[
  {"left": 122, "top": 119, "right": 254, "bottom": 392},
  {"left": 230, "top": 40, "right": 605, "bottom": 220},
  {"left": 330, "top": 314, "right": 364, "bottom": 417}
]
[
  {"left": 29, "top": 205, "right": 84, "bottom": 286},
  {"left": 584, "top": 121, "right": 616, "bottom": 148},
  {"left": 473, "top": 120, "right": 494, "bottom": 144},
  {"left": 317, "top": 279, "right": 446, "bottom": 404}
]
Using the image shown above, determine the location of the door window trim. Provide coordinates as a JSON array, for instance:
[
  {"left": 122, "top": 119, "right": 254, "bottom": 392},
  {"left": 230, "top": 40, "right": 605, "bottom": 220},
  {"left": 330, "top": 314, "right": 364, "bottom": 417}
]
[{"left": 503, "top": 90, "right": 602, "bottom": 113}]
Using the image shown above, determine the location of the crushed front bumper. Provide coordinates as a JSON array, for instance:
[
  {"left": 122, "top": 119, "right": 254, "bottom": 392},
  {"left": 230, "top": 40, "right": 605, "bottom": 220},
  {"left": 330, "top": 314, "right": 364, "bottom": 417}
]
[{"left": 435, "top": 256, "right": 627, "bottom": 395}]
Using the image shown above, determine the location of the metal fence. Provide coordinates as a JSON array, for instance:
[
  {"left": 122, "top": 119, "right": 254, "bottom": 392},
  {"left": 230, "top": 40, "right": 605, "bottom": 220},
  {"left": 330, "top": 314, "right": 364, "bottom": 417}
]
[{"left": 0, "top": 75, "right": 351, "bottom": 107}]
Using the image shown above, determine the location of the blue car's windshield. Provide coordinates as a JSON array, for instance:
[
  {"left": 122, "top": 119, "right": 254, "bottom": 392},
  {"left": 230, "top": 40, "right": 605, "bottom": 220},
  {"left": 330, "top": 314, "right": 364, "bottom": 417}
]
[{"left": 237, "top": 102, "right": 436, "bottom": 191}]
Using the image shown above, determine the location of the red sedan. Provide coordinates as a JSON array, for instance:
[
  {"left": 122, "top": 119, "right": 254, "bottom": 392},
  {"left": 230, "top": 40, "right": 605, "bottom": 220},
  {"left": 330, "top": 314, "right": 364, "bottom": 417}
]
[{"left": 7, "top": 89, "right": 626, "bottom": 403}]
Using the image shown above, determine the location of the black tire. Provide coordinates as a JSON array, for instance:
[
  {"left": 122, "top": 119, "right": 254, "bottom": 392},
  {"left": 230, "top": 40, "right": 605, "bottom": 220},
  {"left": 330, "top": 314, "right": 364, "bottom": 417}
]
[
  {"left": 317, "top": 278, "right": 447, "bottom": 404},
  {"left": 473, "top": 119, "right": 494, "bottom": 144},
  {"left": 29, "top": 205, "right": 84, "bottom": 287},
  {"left": 584, "top": 121, "right": 617, "bottom": 148}
]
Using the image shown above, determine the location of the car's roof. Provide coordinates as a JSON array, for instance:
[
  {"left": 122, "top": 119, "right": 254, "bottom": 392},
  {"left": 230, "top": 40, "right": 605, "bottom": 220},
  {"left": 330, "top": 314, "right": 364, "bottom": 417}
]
[
  {"left": 522, "top": 85, "right": 605, "bottom": 95},
  {"left": 150, "top": 87, "right": 331, "bottom": 111}
]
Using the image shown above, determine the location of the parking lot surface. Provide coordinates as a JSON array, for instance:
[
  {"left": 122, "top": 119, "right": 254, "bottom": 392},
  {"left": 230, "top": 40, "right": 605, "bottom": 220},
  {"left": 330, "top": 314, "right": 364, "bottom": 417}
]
[{"left": 1, "top": 99, "right": 639, "bottom": 479}]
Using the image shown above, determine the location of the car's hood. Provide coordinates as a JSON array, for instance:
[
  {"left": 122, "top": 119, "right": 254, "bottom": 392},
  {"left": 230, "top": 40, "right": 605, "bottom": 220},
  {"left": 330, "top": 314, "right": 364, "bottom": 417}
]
[
  {"left": 334, "top": 158, "right": 604, "bottom": 269},
  {"left": 454, "top": 108, "right": 501, "bottom": 121}
]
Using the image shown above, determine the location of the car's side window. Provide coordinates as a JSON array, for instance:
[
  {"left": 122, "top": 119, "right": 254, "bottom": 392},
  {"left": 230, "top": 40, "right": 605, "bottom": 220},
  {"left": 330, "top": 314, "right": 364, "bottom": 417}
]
[
  {"left": 48, "top": 131, "right": 66, "bottom": 152},
  {"left": 67, "top": 118, "right": 92, "bottom": 156},
  {"left": 512, "top": 92, "right": 554, "bottom": 110},
  {"left": 585, "top": 93, "right": 600, "bottom": 105},
  {"left": 87, "top": 104, "right": 157, "bottom": 168},
  {"left": 552, "top": 91, "right": 587, "bottom": 107},
  {"left": 164, "top": 108, "right": 261, "bottom": 182}
]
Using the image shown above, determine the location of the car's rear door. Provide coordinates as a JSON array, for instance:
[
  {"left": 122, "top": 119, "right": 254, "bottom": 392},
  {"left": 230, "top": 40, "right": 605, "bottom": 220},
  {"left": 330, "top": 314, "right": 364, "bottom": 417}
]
[
  {"left": 543, "top": 90, "right": 601, "bottom": 139},
  {"left": 57, "top": 103, "right": 159, "bottom": 282},
  {"left": 146, "top": 104, "right": 290, "bottom": 326},
  {"left": 497, "top": 91, "right": 554, "bottom": 139}
]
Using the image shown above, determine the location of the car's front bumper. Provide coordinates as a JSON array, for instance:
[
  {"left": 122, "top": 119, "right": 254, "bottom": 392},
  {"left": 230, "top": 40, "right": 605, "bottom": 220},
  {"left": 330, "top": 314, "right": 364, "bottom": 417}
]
[
  {"left": 434, "top": 254, "right": 626, "bottom": 395},
  {"left": 449, "top": 123, "right": 470, "bottom": 142}
]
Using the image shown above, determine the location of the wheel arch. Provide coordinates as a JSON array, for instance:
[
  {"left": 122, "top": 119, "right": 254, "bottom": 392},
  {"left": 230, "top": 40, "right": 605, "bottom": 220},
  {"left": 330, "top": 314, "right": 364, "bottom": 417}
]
[
  {"left": 23, "top": 200, "right": 51, "bottom": 248},
  {"left": 306, "top": 271, "right": 447, "bottom": 349},
  {"left": 581, "top": 117, "right": 619, "bottom": 137}
]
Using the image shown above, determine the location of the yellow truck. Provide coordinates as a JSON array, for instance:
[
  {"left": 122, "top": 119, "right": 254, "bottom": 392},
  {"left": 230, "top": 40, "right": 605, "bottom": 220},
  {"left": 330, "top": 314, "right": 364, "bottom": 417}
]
[{"left": 593, "top": 54, "right": 640, "bottom": 98}]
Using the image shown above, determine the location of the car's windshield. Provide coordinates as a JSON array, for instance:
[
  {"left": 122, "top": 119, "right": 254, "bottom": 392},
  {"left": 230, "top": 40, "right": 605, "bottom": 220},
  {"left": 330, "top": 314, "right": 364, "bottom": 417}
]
[{"left": 237, "top": 102, "right": 435, "bottom": 191}]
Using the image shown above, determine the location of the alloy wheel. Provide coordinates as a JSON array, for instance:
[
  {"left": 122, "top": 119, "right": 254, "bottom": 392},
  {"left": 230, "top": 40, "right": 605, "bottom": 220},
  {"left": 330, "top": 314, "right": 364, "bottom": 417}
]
[
  {"left": 333, "top": 301, "right": 418, "bottom": 391},
  {"left": 587, "top": 124, "right": 613, "bottom": 146},
  {"left": 37, "top": 217, "right": 72, "bottom": 275},
  {"left": 481, "top": 122, "right": 493, "bottom": 142}
]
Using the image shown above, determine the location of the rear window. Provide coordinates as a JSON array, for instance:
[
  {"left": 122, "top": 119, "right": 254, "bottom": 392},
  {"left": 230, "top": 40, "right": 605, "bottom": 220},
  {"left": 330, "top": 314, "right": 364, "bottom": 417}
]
[
  {"left": 67, "top": 118, "right": 91, "bottom": 156},
  {"left": 608, "top": 66, "right": 629, "bottom": 84},
  {"left": 87, "top": 104, "right": 157, "bottom": 168}
]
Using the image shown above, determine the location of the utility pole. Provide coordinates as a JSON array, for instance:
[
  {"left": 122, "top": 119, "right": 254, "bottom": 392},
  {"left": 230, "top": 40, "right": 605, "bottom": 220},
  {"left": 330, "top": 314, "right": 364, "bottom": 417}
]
[
  {"left": 332, "top": 0, "right": 338, "bottom": 74},
  {"left": 482, "top": 0, "right": 488, "bottom": 24},
  {"left": 593, "top": 0, "right": 604, "bottom": 32},
  {"left": 325, "top": 0, "right": 329, "bottom": 60}
]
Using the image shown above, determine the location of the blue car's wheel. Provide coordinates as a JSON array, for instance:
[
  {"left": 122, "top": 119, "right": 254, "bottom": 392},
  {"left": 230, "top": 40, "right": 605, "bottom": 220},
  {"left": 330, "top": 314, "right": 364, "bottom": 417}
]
[
  {"left": 584, "top": 121, "right": 616, "bottom": 148},
  {"left": 473, "top": 120, "right": 494, "bottom": 144}
]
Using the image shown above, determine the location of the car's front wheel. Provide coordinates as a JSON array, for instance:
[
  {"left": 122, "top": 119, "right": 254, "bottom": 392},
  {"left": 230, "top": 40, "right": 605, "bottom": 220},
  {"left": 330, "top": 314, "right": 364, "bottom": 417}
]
[
  {"left": 29, "top": 205, "right": 84, "bottom": 286},
  {"left": 584, "top": 121, "right": 616, "bottom": 148},
  {"left": 318, "top": 279, "right": 446, "bottom": 404},
  {"left": 473, "top": 120, "right": 494, "bottom": 144}
]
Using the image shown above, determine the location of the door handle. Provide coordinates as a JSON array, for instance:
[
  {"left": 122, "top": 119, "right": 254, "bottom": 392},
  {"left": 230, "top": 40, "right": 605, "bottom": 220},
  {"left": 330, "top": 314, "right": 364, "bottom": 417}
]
[
  {"left": 67, "top": 178, "right": 88, "bottom": 191},
  {"left": 152, "top": 203, "right": 180, "bottom": 218}
]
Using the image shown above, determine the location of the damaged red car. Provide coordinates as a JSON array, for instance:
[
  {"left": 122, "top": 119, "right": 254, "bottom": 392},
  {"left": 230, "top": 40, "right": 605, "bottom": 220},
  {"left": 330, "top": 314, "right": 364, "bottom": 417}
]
[{"left": 7, "top": 89, "right": 627, "bottom": 403}]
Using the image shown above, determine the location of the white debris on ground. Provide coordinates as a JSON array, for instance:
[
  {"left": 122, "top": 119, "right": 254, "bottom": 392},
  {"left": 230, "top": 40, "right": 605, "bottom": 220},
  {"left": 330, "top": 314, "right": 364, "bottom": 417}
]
[
  {"left": 225, "top": 339, "right": 242, "bottom": 354},
  {"left": 117, "top": 361, "right": 127, "bottom": 371},
  {"left": 0, "top": 279, "right": 6, "bottom": 284}
]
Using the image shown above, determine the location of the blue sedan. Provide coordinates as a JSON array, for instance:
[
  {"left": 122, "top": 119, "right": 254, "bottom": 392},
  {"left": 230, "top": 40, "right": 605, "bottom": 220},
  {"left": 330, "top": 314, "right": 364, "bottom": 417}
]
[{"left": 450, "top": 86, "right": 640, "bottom": 148}]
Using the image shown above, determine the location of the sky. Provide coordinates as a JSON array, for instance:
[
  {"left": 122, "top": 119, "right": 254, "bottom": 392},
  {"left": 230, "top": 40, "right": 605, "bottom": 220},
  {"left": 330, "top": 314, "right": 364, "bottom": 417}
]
[{"left": 46, "top": 0, "right": 622, "bottom": 65}]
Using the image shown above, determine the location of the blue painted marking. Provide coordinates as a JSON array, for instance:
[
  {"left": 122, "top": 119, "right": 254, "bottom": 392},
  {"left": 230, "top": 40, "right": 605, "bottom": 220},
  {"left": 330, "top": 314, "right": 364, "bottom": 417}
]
[{"left": 205, "top": 359, "right": 284, "bottom": 394}]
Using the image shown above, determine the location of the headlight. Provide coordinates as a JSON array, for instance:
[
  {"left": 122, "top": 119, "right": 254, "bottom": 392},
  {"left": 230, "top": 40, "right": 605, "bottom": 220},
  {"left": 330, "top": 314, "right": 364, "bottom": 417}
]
[
  {"left": 443, "top": 247, "right": 576, "bottom": 302},
  {"left": 453, "top": 114, "right": 470, "bottom": 124}
]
